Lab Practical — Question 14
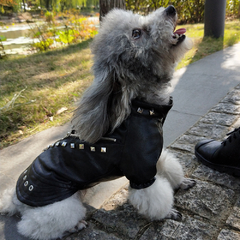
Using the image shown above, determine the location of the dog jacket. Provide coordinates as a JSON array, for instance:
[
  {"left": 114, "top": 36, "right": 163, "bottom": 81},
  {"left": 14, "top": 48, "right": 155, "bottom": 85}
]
[{"left": 16, "top": 98, "right": 173, "bottom": 207}]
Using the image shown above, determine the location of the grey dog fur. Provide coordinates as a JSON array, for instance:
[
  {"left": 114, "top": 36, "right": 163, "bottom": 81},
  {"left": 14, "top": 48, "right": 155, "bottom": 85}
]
[
  {"left": 71, "top": 7, "right": 191, "bottom": 143},
  {"left": 0, "top": 7, "right": 195, "bottom": 240}
]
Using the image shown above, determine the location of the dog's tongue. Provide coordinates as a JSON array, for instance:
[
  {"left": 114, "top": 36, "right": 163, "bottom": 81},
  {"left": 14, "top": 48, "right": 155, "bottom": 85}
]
[{"left": 174, "top": 28, "right": 186, "bottom": 35}]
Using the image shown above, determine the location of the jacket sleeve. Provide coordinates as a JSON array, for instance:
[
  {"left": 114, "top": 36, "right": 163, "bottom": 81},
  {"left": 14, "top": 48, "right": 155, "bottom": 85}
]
[{"left": 120, "top": 113, "right": 163, "bottom": 189}]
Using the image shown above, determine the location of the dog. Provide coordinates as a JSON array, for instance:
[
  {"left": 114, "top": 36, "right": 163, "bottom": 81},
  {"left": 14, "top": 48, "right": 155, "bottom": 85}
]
[{"left": 0, "top": 5, "right": 195, "bottom": 240}]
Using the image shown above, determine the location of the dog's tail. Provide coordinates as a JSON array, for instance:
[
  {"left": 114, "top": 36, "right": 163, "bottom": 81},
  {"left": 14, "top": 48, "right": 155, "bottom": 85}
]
[{"left": 0, "top": 187, "right": 18, "bottom": 216}]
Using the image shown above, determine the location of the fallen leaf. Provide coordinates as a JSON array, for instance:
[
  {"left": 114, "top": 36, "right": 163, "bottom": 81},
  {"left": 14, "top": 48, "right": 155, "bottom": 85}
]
[{"left": 56, "top": 107, "right": 68, "bottom": 115}]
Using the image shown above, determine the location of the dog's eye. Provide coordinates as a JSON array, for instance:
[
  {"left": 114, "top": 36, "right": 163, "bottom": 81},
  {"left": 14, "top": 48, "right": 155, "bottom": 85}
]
[{"left": 132, "top": 29, "right": 142, "bottom": 39}]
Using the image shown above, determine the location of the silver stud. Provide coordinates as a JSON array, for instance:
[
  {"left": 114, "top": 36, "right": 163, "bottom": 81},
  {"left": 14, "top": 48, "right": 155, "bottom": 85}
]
[
  {"left": 90, "top": 147, "right": 95, "bottom": 152},
  {"left": 55, "top": 141, "right": 60, "bottom": 146},
  {"left": 61, "top": 142, "right": 67, "bottom": 147},
  {"left": 70, "top": 143, "right": 75, "bottom": 148},
  {"left": 150, "top": 110, "right": 155, "bottom": 115},
  {"left": 79, "top": 144, "right": 84, "bottom": 149},
  {"left": 137, "top": 107, "right": 143, "bottom": 114},
  {"left": 29, "top": 185, "right": 34, "bottom": 191},
  {"left": 101, "top": 147, "right": 107, "bottom": 153},
  {"left": 23, "top": 175, "right": 27, "bottom": 181},
  {"left": 24, "top": 169, "right": 28, "bottom": 174},
  {"left": 24, "top": 181, "right": 29, "bottom": 187},
  {"left": 49, "top": 143, "right": 54, "bottom": 147}
]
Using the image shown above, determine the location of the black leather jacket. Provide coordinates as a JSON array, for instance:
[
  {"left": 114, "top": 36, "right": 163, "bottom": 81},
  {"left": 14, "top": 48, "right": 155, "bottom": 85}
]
[{"left": 16, "top": 98, "right": 173, "bottom": 207}]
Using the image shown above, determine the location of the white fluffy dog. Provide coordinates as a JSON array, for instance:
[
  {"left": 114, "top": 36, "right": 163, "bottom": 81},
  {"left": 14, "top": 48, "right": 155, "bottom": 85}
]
[{"left": 0, "top": 6, "right": 195, "bottom": 240}]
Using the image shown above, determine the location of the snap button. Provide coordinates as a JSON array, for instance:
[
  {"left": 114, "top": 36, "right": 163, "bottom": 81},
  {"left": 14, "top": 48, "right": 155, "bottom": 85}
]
[
  {"left": 137, "top": 107, "right": 143, "bottom": 114},
  {"left": 79, "top": 144, "right": 84, "bottom": 149}
]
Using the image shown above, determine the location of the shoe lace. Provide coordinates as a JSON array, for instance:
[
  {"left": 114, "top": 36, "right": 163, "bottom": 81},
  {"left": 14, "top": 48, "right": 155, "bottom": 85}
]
[{"left": 222, "top": 127, "right": 240, "bottom": 146}]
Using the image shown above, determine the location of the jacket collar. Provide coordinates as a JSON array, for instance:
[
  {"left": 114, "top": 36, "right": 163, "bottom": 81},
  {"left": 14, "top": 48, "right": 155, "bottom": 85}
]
[{"left": 131, "top": 97, "right": 173, "bottom": 120}]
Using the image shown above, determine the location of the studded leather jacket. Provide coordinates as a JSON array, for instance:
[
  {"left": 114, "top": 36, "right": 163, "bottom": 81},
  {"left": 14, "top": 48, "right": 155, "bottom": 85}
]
[{"left": 16, "top": 98, "right": 173, "bottom": 207}]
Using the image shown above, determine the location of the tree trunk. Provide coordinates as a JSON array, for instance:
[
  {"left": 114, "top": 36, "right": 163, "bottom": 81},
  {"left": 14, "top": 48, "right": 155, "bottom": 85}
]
[
  {"left": 45, "top": 0, "right": 50, "bottom": 11},
  {"left": 99, "top": 0, "right": 126, "bottom": 21},
  {"left": 238, "top": 2, "right": 240, "bottom": 18},
  {"left": 22, "top": 0, "right": 26, "bottom": 12}
]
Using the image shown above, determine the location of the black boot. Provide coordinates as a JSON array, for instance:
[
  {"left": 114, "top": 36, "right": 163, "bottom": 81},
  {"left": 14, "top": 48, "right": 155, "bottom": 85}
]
[{"left": 195, "top": 127, "right": 240, "bottom": 177}]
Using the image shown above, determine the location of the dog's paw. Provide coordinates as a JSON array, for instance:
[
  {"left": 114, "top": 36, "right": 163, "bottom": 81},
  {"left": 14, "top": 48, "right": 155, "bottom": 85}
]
[
  {"left": 180, "top": 178, "right": 196, "bottom": 190},
  {"left": 69, "top": 220, "right": 88, "bottom": 233},
  {"left": 62, "top": 220, "right": 88, "bottom": 238},
  {"left": 165, "top": 209, "right": 182, "bottom": 221}
]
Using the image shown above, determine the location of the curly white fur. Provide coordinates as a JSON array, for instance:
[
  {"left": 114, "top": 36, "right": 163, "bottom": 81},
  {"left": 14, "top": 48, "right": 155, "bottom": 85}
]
[
  {"left": 0, "top": 6, "right": 195, "bottom": 240},
  {"left": 129, "top": 175, "right": 174, "bottom": 220}
]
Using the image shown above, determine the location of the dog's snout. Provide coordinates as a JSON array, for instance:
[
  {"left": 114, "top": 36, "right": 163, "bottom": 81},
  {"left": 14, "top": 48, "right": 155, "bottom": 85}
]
[{"left": 165, "top": 5, "right": 176, "bottom": 16}]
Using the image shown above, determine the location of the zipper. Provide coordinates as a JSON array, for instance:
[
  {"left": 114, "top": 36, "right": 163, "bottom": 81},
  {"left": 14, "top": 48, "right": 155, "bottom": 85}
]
[{"left": 100, "top": 137, "right": 117, "bottom": 142}]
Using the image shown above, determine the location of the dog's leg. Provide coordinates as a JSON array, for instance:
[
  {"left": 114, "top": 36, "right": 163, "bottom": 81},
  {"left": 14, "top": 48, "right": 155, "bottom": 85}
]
[
  {"left": 157, "top": 149, "right": 196, "bottom": 190},
  {"left": 128, "top": 175, "right": 181, "bottom": 221},
  {"left": 0, "top": 187, "right": 19, "bottom": 216},
  {"left": 17, "top": 191, "right": 87, "bottom": 240}
]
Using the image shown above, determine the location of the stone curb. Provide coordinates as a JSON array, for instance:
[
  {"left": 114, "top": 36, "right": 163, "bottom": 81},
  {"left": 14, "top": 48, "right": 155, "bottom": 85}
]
[{"left": 65, "top": 84, "right": 240, "bottom": 240}]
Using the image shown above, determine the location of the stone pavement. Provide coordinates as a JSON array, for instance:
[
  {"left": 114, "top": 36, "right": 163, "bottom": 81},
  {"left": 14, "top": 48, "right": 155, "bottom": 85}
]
[
  {"left": 1, "top": 42, "right": 240, "bottom": 239},
  {"left": 62, "top": 83, "right": 240, "bottom": 240}
]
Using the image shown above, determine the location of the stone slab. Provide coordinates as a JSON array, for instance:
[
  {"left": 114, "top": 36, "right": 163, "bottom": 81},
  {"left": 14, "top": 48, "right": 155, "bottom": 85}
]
[{"left": 175, "top": 180, "right": 236, "bottom": 221}]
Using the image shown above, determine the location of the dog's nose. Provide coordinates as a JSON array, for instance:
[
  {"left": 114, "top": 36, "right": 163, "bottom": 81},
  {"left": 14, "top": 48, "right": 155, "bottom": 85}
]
[{"left": 165, "top": 5, "right": 176, "bottom": 16}]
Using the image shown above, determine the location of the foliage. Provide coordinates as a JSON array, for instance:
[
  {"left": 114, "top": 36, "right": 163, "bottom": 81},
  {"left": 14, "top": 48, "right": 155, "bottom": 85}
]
[
  {"left": 226, "top": 0, "right": 240, "bottom": 18},
  {"left": 126, "top": 0, "right": 240, "bottom": 23},
  {"left": 0, "top": 35, "right": 6, "bottom": 58},
  {"left": 32, "top": 0, "right": 98, "bottom": 11},
  {"left": 0, "top": 0, "right": 18, "bottom": 7},
  {"left": 28, "top": 10, "right": 98, "bottom": 52}
]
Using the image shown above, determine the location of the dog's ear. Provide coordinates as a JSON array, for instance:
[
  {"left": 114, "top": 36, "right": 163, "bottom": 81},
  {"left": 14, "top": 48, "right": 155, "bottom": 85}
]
[{"left": 72, "top": 71, "right": 113, "bottom": 144}]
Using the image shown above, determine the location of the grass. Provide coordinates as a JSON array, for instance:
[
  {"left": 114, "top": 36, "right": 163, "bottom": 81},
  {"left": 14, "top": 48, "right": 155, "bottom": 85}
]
[
  {"left": 176, "top": 20, "right": 240, "bottom": 69},
  {"left": 1, "top": 20, "right": 240, "bottom": 148},
  {"left": 0, "top": 40, "right": 94, "bottom": 148}
]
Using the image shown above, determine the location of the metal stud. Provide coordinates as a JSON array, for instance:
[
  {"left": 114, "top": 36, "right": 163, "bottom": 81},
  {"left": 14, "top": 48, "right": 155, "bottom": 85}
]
[
  {"left": 49, "top": 143, "right": 54, "bottom": 147},
  {"left": 137, "top": 107, "right": 143, "bottom": 114},
  {"left": 150, "top": 109, "right": 155, "bottom": 115},
  {"left": 101, "top": 147, "right": 107, "bottom": 153},
  {"left": 79, "top": 144, "right": 84, "bottom": 149},
  {"left": 24, "top": 181, "right": 29, "bottom": 187},
  {"left": 29, "top": 185, "right": 34, "bottom": 191},
  {"left": 23, "top": 175, "right": 27, "bottom": 181},
  {"left": 55, "top": 142, "right": 60, "bottom": 146},
  {"left": 24, "top": 169, "right": 28, "bottom": 174},
  {"left": 90, "top": 147, "right": 95, "bottom": 152},
  {"left": 70, "top": 143, "right": 75, "bottom": 148},
  {"left": 61, "top": 142, "right": 67, "bottom": 147}
]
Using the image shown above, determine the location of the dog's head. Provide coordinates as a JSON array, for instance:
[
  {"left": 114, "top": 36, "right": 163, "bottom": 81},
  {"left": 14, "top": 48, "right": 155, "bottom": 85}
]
[{"left": 72, "top": 6, "right": 191, "bottom": 143}]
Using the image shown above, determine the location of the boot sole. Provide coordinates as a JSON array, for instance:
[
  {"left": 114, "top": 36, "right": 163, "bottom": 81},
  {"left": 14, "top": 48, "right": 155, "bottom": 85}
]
[{"left": 195, "top": 150, "right": 240, "bottom": 177}]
